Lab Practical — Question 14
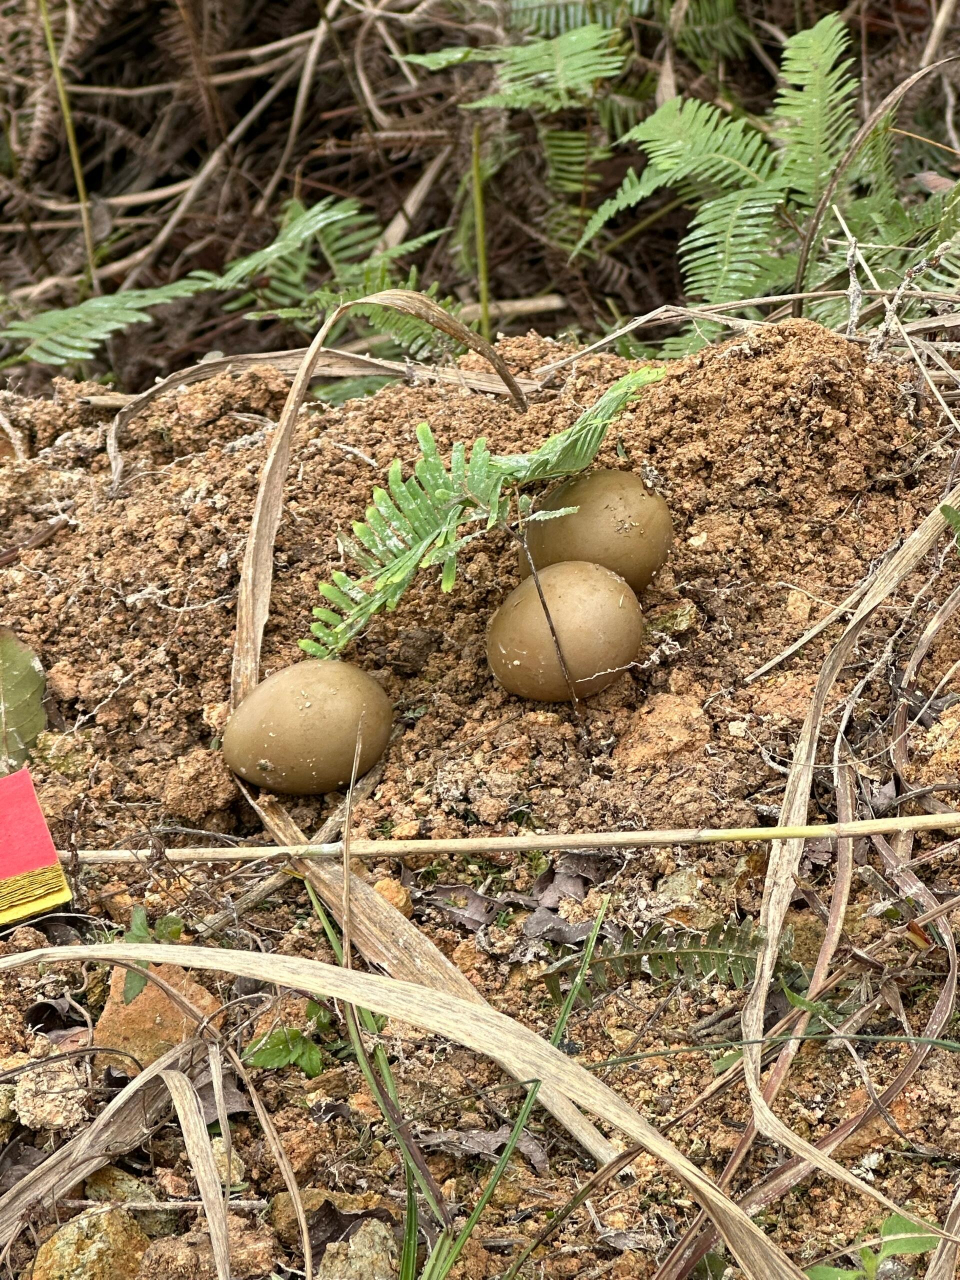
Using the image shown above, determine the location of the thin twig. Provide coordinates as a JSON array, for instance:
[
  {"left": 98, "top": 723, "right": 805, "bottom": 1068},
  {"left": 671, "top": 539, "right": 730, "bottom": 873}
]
[{"left": 59, "top": 809, "right": 960, "bottom": 865}]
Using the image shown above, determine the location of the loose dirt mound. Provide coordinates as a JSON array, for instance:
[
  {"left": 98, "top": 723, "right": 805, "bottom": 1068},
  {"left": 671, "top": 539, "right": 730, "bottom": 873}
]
[{"left": 1, "top": 321, "right": 949, "bottom": 857}]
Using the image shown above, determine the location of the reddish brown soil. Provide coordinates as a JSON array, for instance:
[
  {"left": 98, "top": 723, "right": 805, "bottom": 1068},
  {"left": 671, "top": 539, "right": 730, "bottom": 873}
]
[{"left": 3, "top": 321, "right": 960, "bottom": 1277}]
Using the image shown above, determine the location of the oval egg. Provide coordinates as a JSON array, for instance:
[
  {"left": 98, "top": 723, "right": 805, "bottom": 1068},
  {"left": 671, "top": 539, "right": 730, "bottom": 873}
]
[
  {"left": 487, "top": 560, "right": 643, "bottom": 701},
  {"left": 222, "top": 660, "right": 392, "bottom": 795},
  {"left": 521, "top": 469, "right": 673, "bottom": 593}
]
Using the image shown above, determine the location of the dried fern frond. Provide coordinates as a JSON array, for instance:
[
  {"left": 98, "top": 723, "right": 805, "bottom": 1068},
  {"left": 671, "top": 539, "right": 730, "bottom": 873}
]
[{"left": 542, "top": 916, "right": 782, "bottom": 1006}]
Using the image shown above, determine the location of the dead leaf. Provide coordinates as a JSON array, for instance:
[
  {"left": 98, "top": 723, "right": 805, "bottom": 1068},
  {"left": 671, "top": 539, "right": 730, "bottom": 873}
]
[{"left": 418, "top": 1124, "right": 548, "bottom": 1175}]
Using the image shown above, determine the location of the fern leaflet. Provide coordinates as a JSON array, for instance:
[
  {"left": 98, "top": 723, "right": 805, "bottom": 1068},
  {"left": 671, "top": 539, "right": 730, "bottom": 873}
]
[{"left": 770, "top": 11, "right": 857, "bottom": 209}]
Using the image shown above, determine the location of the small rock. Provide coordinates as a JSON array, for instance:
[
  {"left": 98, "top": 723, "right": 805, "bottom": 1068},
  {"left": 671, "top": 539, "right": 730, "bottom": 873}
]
[
  {"left": 137, "top": 1213, "right": 279, "bottom": 1279},
  {"left": 211, "top": 1136, "right": 245, "bottom": 1186},
  {"left": 14, "top": 1042, "right": 86, "bottom": 1130},
  {"left": 0, "top": 1053, "right": 28, "bottom": 1121},
  {"left": 155, "top": 1169, "right": 190, "bottom": 1198},
  {"left": 85, "top": 1165, "right": 177, "bottom": 1237},
  {"left": 34, "top": 1208, "right": 149, "bottom": 1280},
  {"left": 348, "top": 1089, "right": 382, "bottom": 1122},
  {"left": 161, "top": 748, "right": 237, "bottom": 823},
  {"left": 373, "top": 878, "right": 413, "bottom": 919},
  {"left": 93, "top": 964, "right": 222, "bottom": 1073},
  {"left": 99, "top": 880, "right": 138, "bottom": 925},
  {"left": 316, "top": 1218, "right": 397, "bottom": 1279},
  {"left": 270, "top": 1188, "right": 384, "bottom": 1248},
  {"left": 6, "top": 926, "right": 47, "bottom": 951},
  {"left": 657, "top": 867, "right": 699, "bottom": 903}
]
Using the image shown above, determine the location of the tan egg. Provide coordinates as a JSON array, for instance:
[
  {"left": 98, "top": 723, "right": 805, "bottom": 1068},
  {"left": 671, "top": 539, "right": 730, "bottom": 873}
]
[
  {"left": 222, "top": 661, "right": 392, "bottom": 795},
  {"left": 487, "top": 561, "right": 643, "bottom": 702},
  {"left": 520, "top": 469, "right": 673, "bottom": 593}
]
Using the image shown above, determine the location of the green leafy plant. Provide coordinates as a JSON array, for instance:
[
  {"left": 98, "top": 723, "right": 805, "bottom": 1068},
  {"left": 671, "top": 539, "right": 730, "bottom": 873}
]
[
  {"left": 244, "top": 1027, "right": 323, "bottom": 1079},
  {"left": 121, "top": 906, "right": 184, "bottom": 1003},
  {"left": 405, "top": 24, "right": 626, "bottom": 111},
  {"left": 301, "top": 365, "right": 666, "bottom": 657},
  {"left": 575, "top": 13, "right": 960, "bottom": 349},
  {"left": 805, "top": 1212, "right": 939, "bottom": 1278}
]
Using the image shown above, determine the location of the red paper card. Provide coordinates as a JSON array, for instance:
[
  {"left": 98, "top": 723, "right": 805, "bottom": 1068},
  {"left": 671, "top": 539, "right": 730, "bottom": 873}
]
[{"left": 0, "top": 768, "right": 71, "bottom": 923}]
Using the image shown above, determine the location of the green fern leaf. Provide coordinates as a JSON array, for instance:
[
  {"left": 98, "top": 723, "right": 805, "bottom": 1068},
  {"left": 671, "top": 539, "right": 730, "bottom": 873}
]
[
  {"left": 680, "top": 184, "right": 784, "bottom": 302},
  {"left": 509, "top": 0, "right": 649, "bottom": 38},
  {"left": 575, "top": 97, "right": 775, "bottom": 255},
  {"left": 770, "top": 13, "right": 857, "bottom": 209},
  {"left": 573, "top": 166, "right": 666, "bottom": 254},
  {"left": 1, "top": 278, "right": 212, "bottom": 365},
  {"left": 213, "top": 196, "right": 364, "bottom": 290},
  {"left": 406, "top": 26, "right": 626, "bottom": 112},
  {"left": 542, "top": 916, "right": 773, "bottom": 1006},
  {"left": 542, "top": 128, "right": 610, "bottom": 195},
  {"left": 624, "top": 97, "right": 776, "bottom": 196},
  {"left": 669, "top": 0, "right": 750, "bottom": 65}
]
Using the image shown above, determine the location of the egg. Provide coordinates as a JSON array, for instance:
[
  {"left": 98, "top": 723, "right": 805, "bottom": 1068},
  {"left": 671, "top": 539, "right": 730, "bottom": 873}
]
[
  {"left": 520, "top": 469, "right": 673, "bottom": 593},
  {"left": 486, "top": 561, "right": 643, "bottom": 701},
  {"left": 222, "top": 660, "right": 392, "bottom": 795}
]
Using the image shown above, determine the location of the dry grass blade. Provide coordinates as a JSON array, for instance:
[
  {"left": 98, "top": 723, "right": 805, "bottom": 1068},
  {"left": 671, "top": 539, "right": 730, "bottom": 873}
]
[
  {"left": 207, "top": 1042, "right": 231, "bottom": 1213},
  {"left": 925, "top": 1175, "right": 960, "bottom": 1279},
  {"left": 227, "top": 1046, "right": 313, "bottom": 1280},
  {"left": 195, "top": 763, "right": 385, "bottom": 938},
  {"left": 161, "top": 1069, "right": 231, "bottom": 1280},
  {"left": 325, "top": 290, "right": 529, "bottom": 411},
  {"left": 0, "top": 1040, "right": 205, "bottom": 1244},
  {"left": 62, "top": 810, "right": 960, "bottom": 865},
  {"left": 230, "top": 310, "right": 346, "bottom": 707},
  {"left": 791, "top": 55, "right": 960, "bottom": 312},
  {"left": 3, "top": 942, "right": 809, "bottom": 1280},
  {"left": 738, "top": 476, "right": 960, "bottom": 1231}
]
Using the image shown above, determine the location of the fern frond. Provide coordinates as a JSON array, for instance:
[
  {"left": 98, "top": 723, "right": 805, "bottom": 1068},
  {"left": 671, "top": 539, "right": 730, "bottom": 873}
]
[
  {"left": 477, "top": 25, "right": 626, "bottom": 112},
  {"left": 213, "top": 197, "right": 366, "bottom": 290},
  {"left": 302, "top": 368, "right": 666, "bottom": 656},
  {"left": 509, "top": 0, "right": 650, "bottom": 37},
  {"left": 2, "top": 197, "right": 374, "bottom": 366},
  {"left": 542, "top": 916, "right": 773, "bottom": 1005},
  {"left": 406, "top": 26, "right": 626, "bottom": 112},
  {"left": 573, "top": 165, "right": 666, "bottom": 254},
  {"left": 770, "top": 13, "right": 857, "bottom": 209},
  {"left": 624, "top": 97, "right": 776, "bottom": 196},
  {"left": 542, "top": 128, "right": 610, "bottom": 195},
  {"left": 680, "top": 184, "right": 784, "bottom": 302},
  {"left": 670, "top": 0, "right": 750, "bottom": 65},
  {"left": 0, "top": 278, "right": 211, "bottom": 365},
  {"left": 575, "top": 97, "right": 775, "bottom": 255}
]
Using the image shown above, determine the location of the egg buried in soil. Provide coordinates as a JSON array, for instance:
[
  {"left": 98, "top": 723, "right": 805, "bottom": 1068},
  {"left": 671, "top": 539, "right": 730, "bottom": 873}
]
[
  {"left": 520, "top": 468, "right": 673, "bottom": 594},
  {"left": 486, "top": 560, "right": 643, "bottom": 702},
  {"left": 222, "top": 660, "right": 392, "bottom": 795}
]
